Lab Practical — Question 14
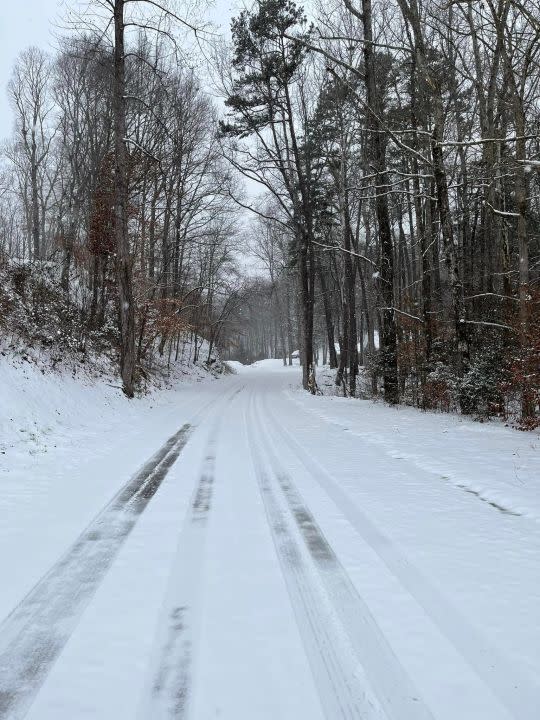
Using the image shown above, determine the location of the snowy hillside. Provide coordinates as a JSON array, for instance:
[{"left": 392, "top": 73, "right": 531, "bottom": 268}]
[{"left": 0, "top": 338, "right": 225, "bottom": 468}]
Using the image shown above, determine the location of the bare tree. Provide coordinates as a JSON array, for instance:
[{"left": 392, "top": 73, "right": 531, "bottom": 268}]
[{"left": 8, "top": 48, "right": 56, "bottom": 261}]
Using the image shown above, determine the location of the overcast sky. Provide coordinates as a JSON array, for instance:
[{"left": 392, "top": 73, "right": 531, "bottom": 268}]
[
  {"left": 0, "top": 0, "right": 238, "bottom": 142},
  {"left": 0, "top": 0, "right": 59, "bottom": 140}
]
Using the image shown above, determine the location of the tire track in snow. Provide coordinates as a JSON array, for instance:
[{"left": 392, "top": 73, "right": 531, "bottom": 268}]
[
  {"left": 145, "top": 441, "right": 216, "bottom": 718},
  {"left": 253, "top": 395, "right": 434, "bottom": 720},
  {"left": 262, "top": 393, "right": 540, "bottom": 720},
  {"left": 139, "top": 390, "right": 237, "bottom": 719},
  {"left": 0, "top": 382, "right": 242, "bottom": 720},
  {"left": 247, "top": 392, "right": 376, "bottom": 720},
  {"left": 0, "top": 425, "right": 192, "bottom": 720}
]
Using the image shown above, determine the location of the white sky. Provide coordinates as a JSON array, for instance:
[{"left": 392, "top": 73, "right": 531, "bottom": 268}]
[
  {"left": 0, "top": 0, "right": 60, "bottom": 140},
  {"left": 0, "top": 0, "right": 239, "bottom": 142}
]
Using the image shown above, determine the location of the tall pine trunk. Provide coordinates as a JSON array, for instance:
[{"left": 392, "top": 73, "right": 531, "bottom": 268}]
[{"left": 360, "top": 0, "right": 399, "bottom": 403}]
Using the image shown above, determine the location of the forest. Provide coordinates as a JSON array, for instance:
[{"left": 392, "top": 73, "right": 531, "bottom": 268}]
[{"left": 1, "top": 0, "right": 539, "bottom": 426}]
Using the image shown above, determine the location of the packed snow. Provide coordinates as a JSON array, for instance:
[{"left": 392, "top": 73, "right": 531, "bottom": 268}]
[{"left": 0, "top": 358, "right": 539, "bottom": 719}]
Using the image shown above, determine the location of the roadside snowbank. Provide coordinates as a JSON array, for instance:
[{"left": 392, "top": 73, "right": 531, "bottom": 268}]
[
  {"left": 0, "top": 342, "right": 221, "bottom": 463},
  {"left": 289, "top": 381, "right": 540, "bottom": 522},
  {"left": 1, "top": 352, "right": 119, "bottom": 459}
]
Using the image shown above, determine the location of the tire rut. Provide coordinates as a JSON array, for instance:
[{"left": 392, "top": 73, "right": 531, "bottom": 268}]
[
  {"left": 255, "top": 396, "right": 434, "bottom": 720},
  {"left": 140, "top": 412, "right": 224, "bottom": 720},
  {"left": 0, "top": 425, "right": 192, "bottom": 720},
  {"left": 262, "top": 393, "right": 539, "bottom": 720},
  {"left": 0, "top": 382, "right": 243, "bottom": 720},
  {"left": 247, "top": 393, "right": 376, "bottom": 720}
]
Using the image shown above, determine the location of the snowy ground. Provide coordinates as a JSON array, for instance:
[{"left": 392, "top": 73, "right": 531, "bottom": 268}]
[{"left": 1, "top": 359, "right": 539, "bottom": 719}]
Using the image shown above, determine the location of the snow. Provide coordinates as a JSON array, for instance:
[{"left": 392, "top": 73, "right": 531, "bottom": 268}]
[
  {"left": 289, "top": 375, "right": 540, "bottom": 521},
  {"left": 0, "top": 347, "right": 220, "bottom": 623},
  {"left": 1, "top": 360, "right": 539, "bottom": 719}
]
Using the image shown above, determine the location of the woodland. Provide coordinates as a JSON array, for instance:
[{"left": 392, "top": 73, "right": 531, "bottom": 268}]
[{"left": 1, "top": 0, "right": 539, "bottom": 426}]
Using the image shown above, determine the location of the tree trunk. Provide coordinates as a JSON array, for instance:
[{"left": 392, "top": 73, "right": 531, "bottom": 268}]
[
  {"left": 316, "top": 256, "right": 338, "bottom": 368},
  {"left": 30, "top": 156, "right": 40, "bottom": 260},
  {"left": 360, "top": 0, "right": 399, "bottom": 403},
  {"left": 298, "top": 227, "right": 315, "bottom": 390},
  {"left": 113, "top": 0, "right": 136, "bottom": 397}
]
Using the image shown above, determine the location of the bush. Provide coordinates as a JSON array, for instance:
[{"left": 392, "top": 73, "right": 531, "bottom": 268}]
[
  {"left": 458, "top": 348, "right": 507, "bottom": 418},
  {"left": 422, "top": 361, "right": 457, "bottom": 412}
]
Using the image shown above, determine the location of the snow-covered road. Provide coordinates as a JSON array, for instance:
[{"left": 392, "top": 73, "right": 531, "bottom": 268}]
[{"left": 1, "top": 361, "right": 539, "bottom": 719}]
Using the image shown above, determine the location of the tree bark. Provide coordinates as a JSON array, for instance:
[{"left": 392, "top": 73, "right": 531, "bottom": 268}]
[
  {"left": 316, "top": 256, "right": 338, "bottom": 368},
  {"left": 359, "top": 0, "right": 399, "bottom": 403},
  {"left": 113, "top": 0, "right": 136, "bottom": 397}
]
